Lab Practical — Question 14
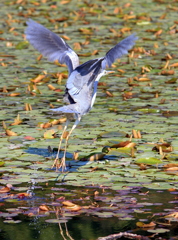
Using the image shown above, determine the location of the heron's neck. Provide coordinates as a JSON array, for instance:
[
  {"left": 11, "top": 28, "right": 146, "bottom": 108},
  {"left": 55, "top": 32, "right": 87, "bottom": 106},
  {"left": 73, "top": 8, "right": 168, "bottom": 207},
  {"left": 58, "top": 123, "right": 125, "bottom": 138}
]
[{"left": 95, "top": 71, "right": 105, "bottom": 82}]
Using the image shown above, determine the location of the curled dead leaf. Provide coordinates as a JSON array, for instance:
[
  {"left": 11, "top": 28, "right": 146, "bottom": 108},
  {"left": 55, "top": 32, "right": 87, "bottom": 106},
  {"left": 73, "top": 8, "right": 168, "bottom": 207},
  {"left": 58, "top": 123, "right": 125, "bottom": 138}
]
[
  {"left": 122, "top": 92, "right": 133, "bottom": 99},
  {"left": 165, "top": 212, "right": 178, "bottom": 219},
  {"left": 106, "top": 90, "right": 113, "bottom": 97},
  {"left": 152, "top": 143, "right": 173, "bottom": 153},
  {"left": 31, "top": 74, "right": 45, "bottom": 83},
  {"left": 39, "top": 205, "right": 50, "bottom": 211},
  {"left": 62, "top": 201, "right": 81, "bottom": 211},
  {"left": 165, "top": 167, "right": 178, "bottom": 171},
  {"left": 8, "top": 93, "right": 20, "bottom": 97},
  {"left": 48, "top": 84, "right": 56, "bottom": 90},
  {"left": 163, "top": 163, "right": 178, "bottom": 168},
  {"left": 10, "top": 114, "right": 22, "bottom": 126},
  {"left": 73, "top": 151, "right": 79, "bottom": 160},
  {"left": 40, "top": 122, "right": 52, "bottom": 129},
  {"left": 138, "top": 77, "right": 151, "bottom": 81},
  {"left": 132, "top": 129, "right": 141, "bottom": 139},
  {"left": 111, "top": 141, "right": 136, "bottom": 148},
  {"left": 160, "top": 70, "right": 175, "bottom": 75},
  {"left": 0, "top": 186, "right": 11, "bottom": 193},
  {"left": 170, "top": 62, "right": 178, "bottom": 68},
  {"left": 62, "top": 35, "right": 70, "bottom": 40},
  {"left": 5, "top": 129, "right": 17, "bottom": 136}
]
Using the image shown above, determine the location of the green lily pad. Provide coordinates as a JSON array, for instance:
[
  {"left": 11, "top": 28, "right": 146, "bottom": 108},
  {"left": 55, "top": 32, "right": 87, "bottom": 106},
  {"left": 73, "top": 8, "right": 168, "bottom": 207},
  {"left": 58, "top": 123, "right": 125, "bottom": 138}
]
[{"left": 135, "top": 157, "right": 162, "bottom": 165}]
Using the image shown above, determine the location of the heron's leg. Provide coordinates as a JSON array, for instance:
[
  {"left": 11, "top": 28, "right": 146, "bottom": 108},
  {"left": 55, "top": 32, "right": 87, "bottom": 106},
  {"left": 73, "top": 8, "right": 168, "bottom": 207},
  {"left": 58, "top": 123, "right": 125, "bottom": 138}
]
[
  {"left": 60, "top": 118, "right": 80, "bottom": 171},
  {"left": 52, "top": 120, "right": 69, "bottom": 169}
]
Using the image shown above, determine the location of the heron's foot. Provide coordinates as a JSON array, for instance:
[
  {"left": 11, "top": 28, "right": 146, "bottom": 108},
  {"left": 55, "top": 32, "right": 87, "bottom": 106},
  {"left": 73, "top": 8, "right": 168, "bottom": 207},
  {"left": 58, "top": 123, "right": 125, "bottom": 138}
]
[
  {"left": 59, "top": 157, "right": 66, "bottom": 172},
  {"left": 51, "top": 157, "right": 61, "bottom": 170},
  {"left": 51, "top": 157, "right": 66, "bottom": 172}
]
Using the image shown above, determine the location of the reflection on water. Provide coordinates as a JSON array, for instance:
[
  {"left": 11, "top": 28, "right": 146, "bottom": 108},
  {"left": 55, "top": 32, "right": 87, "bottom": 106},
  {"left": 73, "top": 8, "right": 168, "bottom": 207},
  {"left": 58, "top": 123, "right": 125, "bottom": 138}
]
[{"left": 0, "top": 183, "right": 177, "bottom": 240}]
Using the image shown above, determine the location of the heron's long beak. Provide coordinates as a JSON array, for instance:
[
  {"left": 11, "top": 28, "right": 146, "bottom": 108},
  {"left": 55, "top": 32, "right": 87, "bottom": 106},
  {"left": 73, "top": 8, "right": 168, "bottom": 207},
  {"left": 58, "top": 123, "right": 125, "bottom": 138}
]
[{"left": 106, "top": 70, "right": 115, "bottom": 75}]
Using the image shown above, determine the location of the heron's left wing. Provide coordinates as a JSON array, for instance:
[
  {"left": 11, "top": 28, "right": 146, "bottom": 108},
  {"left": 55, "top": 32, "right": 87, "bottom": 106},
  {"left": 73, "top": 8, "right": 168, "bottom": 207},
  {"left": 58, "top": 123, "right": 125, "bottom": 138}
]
[
  {"left": 103, "top": 34, "right": 138, "bottom": 68},
  {"left": 25, "top": 19, "right": 79, "bottom": 74}
]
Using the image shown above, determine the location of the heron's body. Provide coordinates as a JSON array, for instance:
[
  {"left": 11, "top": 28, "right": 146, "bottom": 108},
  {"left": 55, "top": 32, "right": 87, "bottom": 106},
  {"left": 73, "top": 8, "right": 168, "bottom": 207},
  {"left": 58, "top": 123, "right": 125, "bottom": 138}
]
[{"left": 25, "top": 19, "right": 138, "bottom": 170}]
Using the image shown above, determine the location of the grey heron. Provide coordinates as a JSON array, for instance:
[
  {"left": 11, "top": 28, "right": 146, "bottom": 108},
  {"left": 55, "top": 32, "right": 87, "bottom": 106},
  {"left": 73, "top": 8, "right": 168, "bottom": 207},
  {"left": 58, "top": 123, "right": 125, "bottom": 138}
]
[{"left": 25, "top": 19, "right": 138, "bottom": 171}]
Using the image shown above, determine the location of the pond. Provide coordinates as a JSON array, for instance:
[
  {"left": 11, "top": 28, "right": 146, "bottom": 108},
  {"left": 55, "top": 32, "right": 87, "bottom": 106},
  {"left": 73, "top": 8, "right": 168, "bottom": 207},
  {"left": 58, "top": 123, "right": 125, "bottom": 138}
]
[
  {"left": 0, "top": 0, "right": 178, "bottom": 239},
  {"left": 0, "top": 182, "right": 178, "bottom": 240}
]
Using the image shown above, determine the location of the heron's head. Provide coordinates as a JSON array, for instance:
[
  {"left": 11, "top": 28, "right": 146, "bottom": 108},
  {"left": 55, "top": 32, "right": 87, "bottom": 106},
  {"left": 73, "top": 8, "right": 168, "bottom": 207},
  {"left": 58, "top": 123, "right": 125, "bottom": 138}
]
[{"left": 103, "top": 70, "right": 115, "bottom": 76}]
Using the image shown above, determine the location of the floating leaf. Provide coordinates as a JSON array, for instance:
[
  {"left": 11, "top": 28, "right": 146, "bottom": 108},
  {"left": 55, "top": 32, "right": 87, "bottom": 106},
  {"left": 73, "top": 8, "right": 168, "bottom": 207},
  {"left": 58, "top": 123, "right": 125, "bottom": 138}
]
[
  {"left": 44, "top": 129, "right": 56, "bottom": 139},
  {"left": 135, "top": 157, "right": 162, "bottom": 165},
  {"left": 5, "top": 129, "right": 17, "bottom": 136},
  {"left": 62, "top": 201, "right": 81, "bottom": 211},
  {"left": 136, "top": 221, "right": 156, "bottom": 228}
]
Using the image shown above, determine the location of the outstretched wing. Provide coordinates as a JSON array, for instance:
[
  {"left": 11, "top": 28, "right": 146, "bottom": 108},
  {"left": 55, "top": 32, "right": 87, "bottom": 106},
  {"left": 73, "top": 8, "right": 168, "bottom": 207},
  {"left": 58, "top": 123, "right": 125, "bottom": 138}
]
[
  {"left": 103, "top": 33, "right": 138, "bottom": 68},
  {"left": 66, "top": 34, "right": 138, "bottom": 96},
  {"left": 25, "top": 19, "right": 79, "bottom": 74}
]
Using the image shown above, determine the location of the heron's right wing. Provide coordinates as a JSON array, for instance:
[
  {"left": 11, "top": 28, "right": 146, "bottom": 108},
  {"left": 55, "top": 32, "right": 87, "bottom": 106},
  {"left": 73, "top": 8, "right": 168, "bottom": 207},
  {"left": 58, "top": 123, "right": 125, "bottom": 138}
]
[
  {"left": 25, "top": 19, "right": 79, "bottom": 74},
  {"left": 104, "top": 34, "right": 138, "bottom": 68}
]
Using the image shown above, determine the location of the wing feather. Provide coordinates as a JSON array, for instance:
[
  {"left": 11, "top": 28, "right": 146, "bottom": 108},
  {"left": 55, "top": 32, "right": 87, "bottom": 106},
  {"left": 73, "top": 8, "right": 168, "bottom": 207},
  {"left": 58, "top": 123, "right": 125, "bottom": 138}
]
[{"left": 25, "top": 19, "right": 79, "bottom": 74}]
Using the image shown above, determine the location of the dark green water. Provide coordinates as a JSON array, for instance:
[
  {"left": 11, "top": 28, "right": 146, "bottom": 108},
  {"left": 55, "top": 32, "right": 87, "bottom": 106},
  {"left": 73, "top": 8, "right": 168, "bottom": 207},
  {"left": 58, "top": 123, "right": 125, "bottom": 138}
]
[{"left": 0, "top": 183, "right": 177, "bottom": 240}]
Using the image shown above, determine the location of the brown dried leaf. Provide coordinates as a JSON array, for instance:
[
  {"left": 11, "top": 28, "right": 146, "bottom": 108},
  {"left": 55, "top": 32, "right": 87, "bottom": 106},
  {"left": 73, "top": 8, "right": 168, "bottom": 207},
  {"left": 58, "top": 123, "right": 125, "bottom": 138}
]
[
  {"left": 165, "top": 212, "right": 178, "bottom": 219},
  {"left": 5, "top": 129, "right": 17, "bottom": 136},
  {"left": 51, "top": 118, "right": 67, "bottom": 125},
  {"left": 39, "top": 205, "right": 50, "bottom": 211},
  {"left": 122, "top": 92, "right": 133, "bottom": 99},
  {"left": 170, "top": 62, "right": 178, "bottom": 68},
  {"left": 8, "top": 93, "right": 20, "bottom": 97},
  {"left": 117, "top": 69, "right": 125, "bottom": 74},
  {"left": 160, "top": 70, "right": 175, "bottom": 75},
  {"left": 79, "top": 28, "right": 92, "bottom": 35},
  {"left": 111, "top": 141, "right": 134, "bottom": 148},
  {"left": 73, "top": 151, "right": 79, "bottom": 160},
  {"left": 165, "top": 167, "right": 178, "bottom": 171},
  {"left": 73, "top": 42, "right": 82, "bottom": 50},
  {"left": 48, "top": 84, "right": 56, "bottom": 90},
  {"left": 40, "top": 122, "right": 52, "bottom": 129},
  {"left": 2, "top": 121, "right": 7, "bottom": 129},
  {"left": 62, "top": 201, "right": 81, "bottom": 211},
  {"left": 132, "top": 129, "right": 141, "bottom": 139},
  {"left": 139, "top": 164, "right": 147, "bottom": 170},
  {"left": 10, "top": 114, "right": 22, "bottom": 126},
  {"left": 0, "top": 186, "right": 11, "bottom": 193},
  {"left": 155, "top": 29, "right": 163, "bottom": 36},
  {"left": 106, "top": 90, "right": 113, "bottom": 97},
  {"left": 163, "top": 163, "right": 178, "bottom": 168},
  {"left": 152, "top": 143, "right": 173, "bottom": 153},
  {"left": 31, "top": 74, "right": 45, "bottom": 83},
  {"left": 25, "top": 103, "right": 32, "bottom": 111},
  {"left": 92, "top": 50, "right": 99, "bottom": 55},
  {"left": 62, "top": 35, "right": 71, "bottom": 40},
  {"left": 138, "top": 77, "right": 151, "bottom": 81}
]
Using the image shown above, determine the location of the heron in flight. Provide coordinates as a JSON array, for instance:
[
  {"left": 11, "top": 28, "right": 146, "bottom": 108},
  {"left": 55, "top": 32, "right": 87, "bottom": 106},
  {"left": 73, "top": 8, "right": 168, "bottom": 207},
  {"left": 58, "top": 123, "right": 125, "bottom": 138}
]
[{"left": 25, "top": 19, "right": 138, "bottom": 171}]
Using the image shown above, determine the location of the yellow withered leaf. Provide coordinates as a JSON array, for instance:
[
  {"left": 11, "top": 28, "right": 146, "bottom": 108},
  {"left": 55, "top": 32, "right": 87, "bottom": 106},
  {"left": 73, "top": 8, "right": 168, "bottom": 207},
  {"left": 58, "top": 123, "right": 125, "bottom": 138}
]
[
  {"left": 44, "top": 129, "right": 55, "bottom": 139},
  {"left": 5, "top": 129, "right": 17, "bottom": 136}
]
